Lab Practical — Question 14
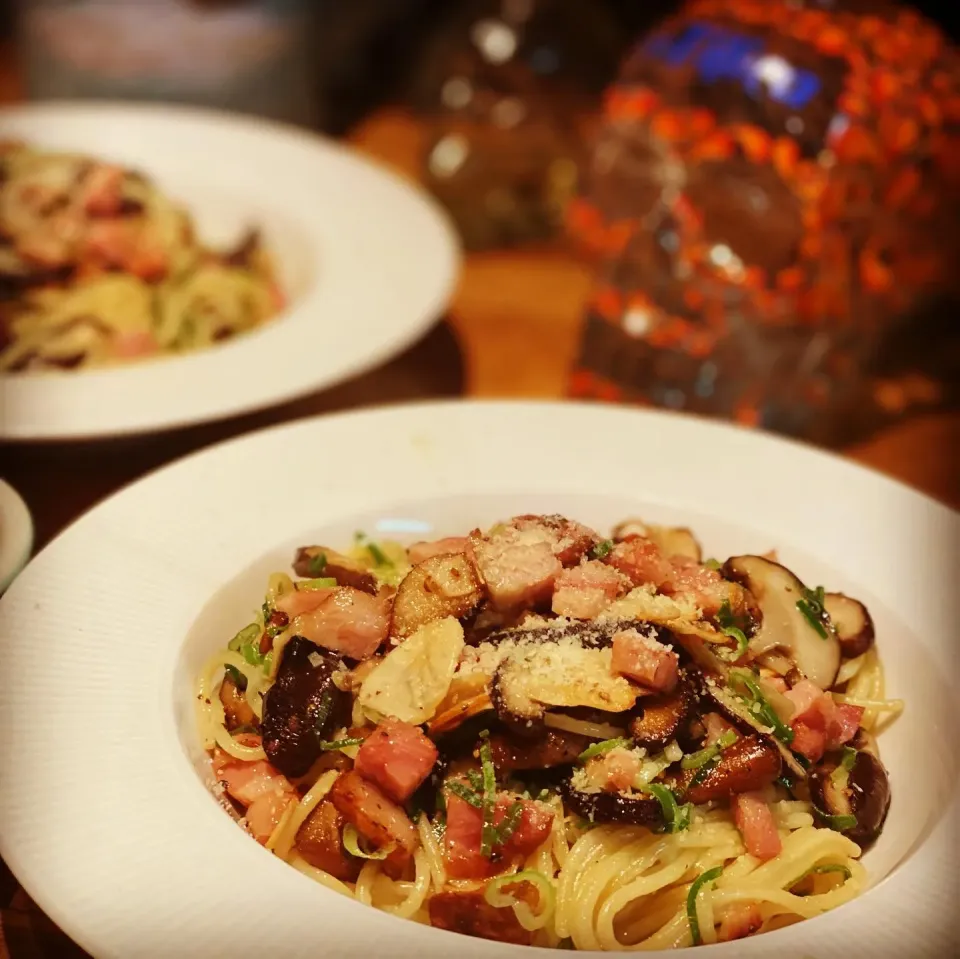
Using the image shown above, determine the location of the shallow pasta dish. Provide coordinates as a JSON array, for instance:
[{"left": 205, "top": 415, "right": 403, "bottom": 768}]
[
  {"left": 195, "top": 514, "right": 901, "bottom": 950},
  {"left": 0, "top": 142, "right": 283, "bottom": 372}
]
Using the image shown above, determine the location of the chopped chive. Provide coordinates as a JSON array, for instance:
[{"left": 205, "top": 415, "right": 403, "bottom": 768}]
[
  {"left": 319, "top": 737, "right": 365, "bottom": 752},
  {"left": 796, "top": 585, "right": 833, "bottom": 639},
  {"left": 479, "top": 732, "right": 498, "bottom": 857},
  {"left": 300, "top": 577, "right": 338, "bottom": 591},
  {"left": 717, "top": 729, "right": 739, "bottom": 750},
  {"left": 729, "top": 670, "right": 795, "bottom": 746},
  {"left": 578, "top": 737, "right": 631, "bottom": 762},
  {"left": 367, "top": 542, "right": 391, "bottom": 567},
  {"left": 589, "top": 539, "right": 614, "bottom": 560},
  {"left": 703, "top": 558, "right": 722, "bottom": 571},
  {"left": 308, "top": 552, "right": 328, "bottom": 575},
  {"left": 312, "top": 688, "right": 336, "bottom": 735},
  {"left": 840, "top": 746, "right": 858, "bottom": 772},
  {"left": 681, "top": 745, "right": 719, "bottom": 770},
  {"left": 466, "top": 770, "right": 484, "bottom": 792},
  {"left": 495, "top": 801, "right": 525, "bottom": 847},
  {"left": 813, "top": 804, "right": 857, "bottom": 832},
  {"left": 687, "top": 755, "right": 719, "bottom": 791},
  {"left": 686, "top": 866, "right": 723, "bottom": 945},
  {"left": 228, "top": 622, "right": 260, "bottom": 652},
  {"left": 446, "top": 780, "right": 483, "bottom": 808},
  {"left": 642, "top": 783, "right": 692, "bottom": 833}
]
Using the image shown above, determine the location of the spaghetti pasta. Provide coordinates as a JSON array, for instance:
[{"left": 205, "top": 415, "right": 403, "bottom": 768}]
[
  {"left": 195, "top": 513, "right": 898, "bottom": 949},
  {"left": 0, "top": 143, "right": 283, "bottom": 372}
]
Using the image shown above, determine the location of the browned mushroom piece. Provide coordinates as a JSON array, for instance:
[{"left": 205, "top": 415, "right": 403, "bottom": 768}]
[
  {"left": 219, "top": 674, "right": 256, "bottom": 731},
  {"left": 295, "top": 800, "right": 361, "bottom": 881},
  {"left": 723, "top": 556, "right": 841, "bottom": 690},
  {"left": 809, "top": 750, "right": 891, "bottom": 847},
  {"left": 261, "top": 638, "right": 349, "bottom": 778},
  {"left": 629, "top": 674, "right": 698, "bottom": 751},
  {"left": 390, "top": 553, "right": 484, "bottom": 640},
  {"left": 487, "top": 729, "right": 590, "bottom": 773},
  {"left": 823, "top": 593, "right": 876, "bottom": 660},
  {"left": 560, "top": 776, "right": 664, "bottom": 827},
  {"left": 670, "top": 735, "right": 782, "bottom": 804},
  {"left": 292, "top": 546, "right": 378, "bottom": 594}
]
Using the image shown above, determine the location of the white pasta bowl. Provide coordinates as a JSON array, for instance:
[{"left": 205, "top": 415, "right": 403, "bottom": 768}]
[
  {"left": 0, "top": 401, "right": 956, "bottom": 958},
  {"left": 0, "top": 103, "right": 459, "bottom": 440}
]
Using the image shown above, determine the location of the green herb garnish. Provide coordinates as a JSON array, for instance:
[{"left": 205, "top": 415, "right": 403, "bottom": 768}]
[
  {"left": 223, "top": 664, "right": 247, "bottom": 691},
  {"left": 813, "top": 804, "right": 857, "bottom": 832},
  {"left": 367, "top": 542, "right": 391, "bottom": 567},
  {"left": 840, "top": 746, "right": 858, "bottom": 772},
  {"left": 687, "top": 756, "right": 719, "bottom": 791},
  {"left": 589, "top": 539, "right": 614, "bottom": 560},
  {"left": 228, "top": 622, "right": 260, "bottom": 652},
  {"left": 642, "top": 783, "right": 692, "bottom": 834},
  {"left": 729, "top": 670, "right": 795, "bottom": 746},
  {"left": 495, "top": 801, "right": 525, "bottom": 847},
  {"left": 479, "top": 731, "right": 498, "bottom": 857},
  {"left": 681, "top": 745, "right": 719, "bottom": 770},
  {"left": 319, "top": 737, "right": 365, "bottom": 752},
  {"left": 308, "top": 552, "right": 328, "bottom": 575},
  {"left": 686, "top": 866, "right": 723, "bottom": 946},
  {"left": 717, "top": 600, "right": 749, "bottom": 661},
  {"left": 578, "top": 737, "right": 631, "bottom": 763},
  {"left": 466, "top": 770, "right": 484, "bottom": 792},
  {"left": 446, "top": 781, "right": 483, "bottom": 808},
  {"left": 299, "top": 577, "right": 338, "bottom": 591},
  {"left": 703, "top": 558, "right": 722, "bottom": 571},
  {"left": 796, "top": 585, "right": 833, "bottom": 639}
]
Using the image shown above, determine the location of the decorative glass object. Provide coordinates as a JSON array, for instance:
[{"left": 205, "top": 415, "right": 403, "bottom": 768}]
[
  {"left": 567, "top": 0, "right": 959, "bottom": 446},
  {"left": 410, "top": 0, "right": 623, "bottom": 250}
]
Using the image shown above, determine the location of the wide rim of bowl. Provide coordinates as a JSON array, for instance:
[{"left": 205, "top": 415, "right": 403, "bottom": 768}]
[
  {"left": 0, "top": 400, "right": 956, "bottom": 959},
  {"left": 0, "top": 101, "right": 461, "bottom": 442},
  {"left": 0, "top": 478, "right": 34, "bottom": 593}
]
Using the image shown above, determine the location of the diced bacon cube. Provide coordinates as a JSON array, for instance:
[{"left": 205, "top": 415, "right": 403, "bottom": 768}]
[
  {"left": 785, "top": 680, "right": 862, "bottom": 759},
  {"left": 407, "top": 537, "right": 469, "bottom": 565},
  {"left": 444, "top": 791, "right": 555, "bottom": 880},
  {"left": 551, "top": 560, "right": 625, "bottom": 619},
  {"left": 611, "top": 627, "right": 679, "bottom": 693},
  {"left": 354, "top": 718, "right": 438, "bottom": 803},
  {"left": 469, "top": 536, "right": 561, "bottom": 611},
  {"left": 606, "top": 538, "right": 673, "bottom": 587},
  {"left": 790, "top": 721, "right": 827, "bottom": 762},
  {"left": 829, "top": 704, "right": 864, "bottom": 748},
  {"left": 278, "top": 586, "right": 390, "bottom": 660},
  {"left": 733, "top": 791, "right": 782, "bottom": 861}
]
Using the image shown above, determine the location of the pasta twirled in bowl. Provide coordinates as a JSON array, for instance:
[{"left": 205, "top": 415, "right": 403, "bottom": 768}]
[
  {"left": 195, "top": 514, "right": 900, "bottom": 949},
  {"left": 0, "top": 142, "right": 283, "bottom": 372}
]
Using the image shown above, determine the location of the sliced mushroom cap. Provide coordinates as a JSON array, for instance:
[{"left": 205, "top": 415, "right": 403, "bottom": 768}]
[
  {"left": 560, "top": 777, "right": 664, "bottom": 826},
  {"left": 390, "top": 553, "right": 484, "bottom": 640},
  {"left": 629, "top": 673, "right": 698, "bottom": 750},
  {"left": 724, "top": 556, "right": 840, "bottom": 690},
  {"left": 261, "top": 637, "right": 348, "bottom": 778},
  {"left": 809, "top": 750, "right": 891, "bottom": 847},
  {"left": 671, "top": 734, "right": 782, "bottom": 804},
  {"left": 488, "top": 730, "right": 590, "bottom": 773},
  {"left": 823, "top": 593, "right": 875, "bottom": 659}
]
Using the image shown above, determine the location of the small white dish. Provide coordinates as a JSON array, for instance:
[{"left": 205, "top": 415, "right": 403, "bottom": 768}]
[
  {"left": 0, "top": 478, "right": 33, "bottom": 593},
  {"left": 0, "top": 401, "right": 955, "bottom": 958},
  {"left": 0, "top": 102, "right": 460, "bottom": 441}
]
